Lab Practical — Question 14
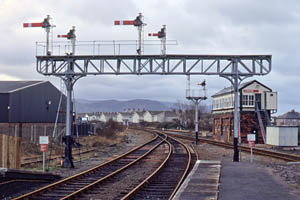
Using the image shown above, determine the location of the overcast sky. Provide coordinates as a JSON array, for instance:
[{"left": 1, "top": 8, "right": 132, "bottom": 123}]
[{"left": 1, "top": 0, "right": 300, "bottom": 115}]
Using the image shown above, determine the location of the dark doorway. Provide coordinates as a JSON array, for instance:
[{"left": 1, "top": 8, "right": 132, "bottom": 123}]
[
  {"left": 255, "top": 94, "right": 262, "bottom": 110},
  {"left": 251, "top": 128, "right": 259, "bottom": 144}
]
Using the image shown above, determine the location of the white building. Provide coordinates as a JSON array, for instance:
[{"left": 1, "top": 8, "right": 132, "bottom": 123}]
[
  {"left": 78, "top": 110, "right": 180, "bottom": 125},
  {"left": 137, "top": 111, "right": 153, "bottom": 122}
]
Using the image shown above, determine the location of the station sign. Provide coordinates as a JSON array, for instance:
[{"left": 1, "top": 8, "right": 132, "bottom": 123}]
[
  {"left": 247, "top": 134, "right": 256, "bottom": 148},
  {"left": 243, "top": 89, "right": 259, "bottom": 93},
  {"left": 39, "top": 136, "right": 49, "bottom": 144},
  {"left": 39, "top": 136, "right": 49, "bottom": 152}
]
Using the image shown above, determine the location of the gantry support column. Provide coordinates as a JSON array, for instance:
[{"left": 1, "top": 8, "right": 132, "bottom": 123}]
[
  {"left": 233, "top": 60, "right": 239, "bottom": 162},
  {"left": 194, "top": 100, "right": 199, "bottom": 145},
  {"left": 61, "top": 57, "right": 84, "bottom": 168},
  {"left": 63, "top": 74, "right": 74, "bottom": 168}
]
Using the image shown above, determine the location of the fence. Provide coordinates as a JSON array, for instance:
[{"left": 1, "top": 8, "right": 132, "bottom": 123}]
[{"left": 0, "top": 134, "right": 21, "bottom": 169}]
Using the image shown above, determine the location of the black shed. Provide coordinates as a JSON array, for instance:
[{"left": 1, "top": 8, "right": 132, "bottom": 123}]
[{"left": 0, "top": 81, "right": 66, "bottom": 123}]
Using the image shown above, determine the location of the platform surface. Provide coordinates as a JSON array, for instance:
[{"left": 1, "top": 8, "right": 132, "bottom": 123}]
[
  {"left": 219, "top": 161, "right": 299, "bottom": 200},
  {"left": 173, "top": 160, "right": 221, "bottom": 200}
]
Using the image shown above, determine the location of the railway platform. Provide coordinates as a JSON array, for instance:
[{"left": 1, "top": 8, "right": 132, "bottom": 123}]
[
  {"left": 0, "top": 168, "right": 60, "bottom": 181},
  {"left": 218, "top": 161, "right": 299, "bottom": 200},
  {"left": 174, "top": 160, "right": 299, "bottom": 200},
  {"left": 173, "top": 160, "right": 221, "bottom": 200}
]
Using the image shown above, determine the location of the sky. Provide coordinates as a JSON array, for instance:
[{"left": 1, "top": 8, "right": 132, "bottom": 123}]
[{"left": 0, "top": 0, "right": 300, "bottom": 115}]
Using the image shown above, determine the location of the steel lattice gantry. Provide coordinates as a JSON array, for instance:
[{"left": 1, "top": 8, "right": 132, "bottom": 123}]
[
  {"left": 38, "top": 54, "right": 271, "bottom": 166},
  {"left": 36, "top": 54, "right": 271, "bottom": 76}
]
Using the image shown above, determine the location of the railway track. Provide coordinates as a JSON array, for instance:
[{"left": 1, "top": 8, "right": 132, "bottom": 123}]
[
  {"left": 162, "top": 129, "right": 300, "bottom": 162},
  {"left": 122, "top": 133, "right": 192, "bottom": 200},
  {"left": 14, "top": 130, "right": 192, "bottom": 200},
  {"left": 22, "top": 147, "right": 97, "bottom": 167}
]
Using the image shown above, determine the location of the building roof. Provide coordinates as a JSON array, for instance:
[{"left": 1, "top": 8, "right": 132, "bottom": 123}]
[
  {"left": 0, "top": 81, "right": 45, "bottom": 93},
  {"left": 212, "top": 80, "right": 272, "bottom": 97},
  {"left": 165, "top": 111, "right": 178, "bottom": 117},
  {"left": 149, "top": 111, "right": 164, "bottom": 115},
  {"left": 119, "top": 112, "right": 133, "bottom": 118},
  {"left": 277, "top": 110, "right": 300, "bottom": 119}
]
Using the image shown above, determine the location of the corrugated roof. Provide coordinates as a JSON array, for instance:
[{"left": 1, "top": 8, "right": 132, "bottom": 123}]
[
  {"left": 0, "top": 81, "right": 45, "bottom": 93},
  {"left": 278, "top": 110, "right": 300, "bottom": 119}
]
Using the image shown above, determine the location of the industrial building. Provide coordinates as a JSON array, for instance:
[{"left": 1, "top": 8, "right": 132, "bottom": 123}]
[
  {"left": 0, "top": 81, "right": 65, "bottom": 123},
  {"left": 212, "top": 80, "right": 277, "bottom": 143},
  {"left": 0, "top": 81, "right": 66, "bottom": 140}
]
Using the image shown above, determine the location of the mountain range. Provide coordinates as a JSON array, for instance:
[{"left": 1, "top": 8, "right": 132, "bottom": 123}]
[{"left": 74, "top": 99, "right": 176, "bottom": 113}]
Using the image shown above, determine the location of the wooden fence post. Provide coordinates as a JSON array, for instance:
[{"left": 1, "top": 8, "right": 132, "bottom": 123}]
[{"left": 0, "top": 134, "right": 21, "bottom": 169}]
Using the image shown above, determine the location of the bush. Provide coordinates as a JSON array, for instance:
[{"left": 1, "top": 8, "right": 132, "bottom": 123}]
[{"left": 96, "top": 119, "right": 124, "bottom": 138}]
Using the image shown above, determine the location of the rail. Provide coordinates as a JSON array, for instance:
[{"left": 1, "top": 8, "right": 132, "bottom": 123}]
[
  {"left": 61, "top": 134, "right": 169, "bottom": 199},
  {"left": 13, "top": 134, "right": 159, "bottom": 200},
  {"left": 122, "top": 130, "right": 192, "bottom": 200},
  {"left": 163, "top": 129, "right": 300, "bottom": 162}
]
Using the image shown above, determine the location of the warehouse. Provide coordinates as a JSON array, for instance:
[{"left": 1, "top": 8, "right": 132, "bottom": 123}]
[
  {"left": 0, "top": 81, "right": 66, "bottom": 140},
  {"left": 0, "top": 81, "right": 66, "bottom": 123},
  {"left": 212, "top": 80, "right": 277, "bottom": 143}
]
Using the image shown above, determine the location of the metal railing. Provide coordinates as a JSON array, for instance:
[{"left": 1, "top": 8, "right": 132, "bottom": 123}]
[{"left": 36, "top": 40, "right": 178, "bottom": 56}]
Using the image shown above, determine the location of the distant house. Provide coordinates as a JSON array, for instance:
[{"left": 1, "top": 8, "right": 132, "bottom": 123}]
[
  {"left": 99, "top": 112, "right": 106, "bottom": 122},
  {"left": 131, "top": 112, "right": 140, "bottom": 123},
  {"left": 137, "top": 111, "right": 152, "bottom": 122},
  {"left": 276, "top": 110, "right": 300, "bottom": 126},
  {"left": 149, "top": 111, "right": 165, "bottom": 123},
  {"left": 78, "top": 110, "right": 180, "bottom": 125},
  {"left": 164, "top": 111, "right": 179, "bottom": 122}
]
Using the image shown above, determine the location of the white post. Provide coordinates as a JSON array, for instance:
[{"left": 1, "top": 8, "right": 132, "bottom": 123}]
[
  {"left": 162, "top": 25, "right": 166, "bottom": 55},
  {"left": 45, "top": 15, "right": 51, "bottom": 55},
  {"left": 71, "top": 26, "right": 76, "bottom": 55},
  {"left": 186, "top": 75, "right": 190, "bottom": 97},
  {"left": 195, "top": 100, "right": 199, "bottom": 144},
  {"left": 43, "top": 152, "right": 46, "bottom": 172},
  {"left": 137, "top": 13, "right": 142, "bottom": 55},
  {"left": 250, "top": 147, "right": 253, "bottom": 163}
]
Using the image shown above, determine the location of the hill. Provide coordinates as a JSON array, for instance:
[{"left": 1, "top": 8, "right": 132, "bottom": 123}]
[{"left": 75, "top": 99, "right": 175, "bottom": 113}]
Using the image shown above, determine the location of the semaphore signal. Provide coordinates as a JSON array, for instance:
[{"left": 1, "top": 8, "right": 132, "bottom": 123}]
[
  {"left": 114, "top": 13, "right": 146, "bottom": 55},
  {"left": 148, "top": 25, "right": 166, "bottom": 55},
  {"left": 57, "top": 26, "right": 76, "bottom": 55},
  {"left": 23, "top": 15, "right": 53, "bottom": 55}
]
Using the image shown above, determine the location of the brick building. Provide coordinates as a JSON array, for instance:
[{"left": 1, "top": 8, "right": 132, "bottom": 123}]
[{"left": 212, "top": 80, "right": 277, "bottom": 143}]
